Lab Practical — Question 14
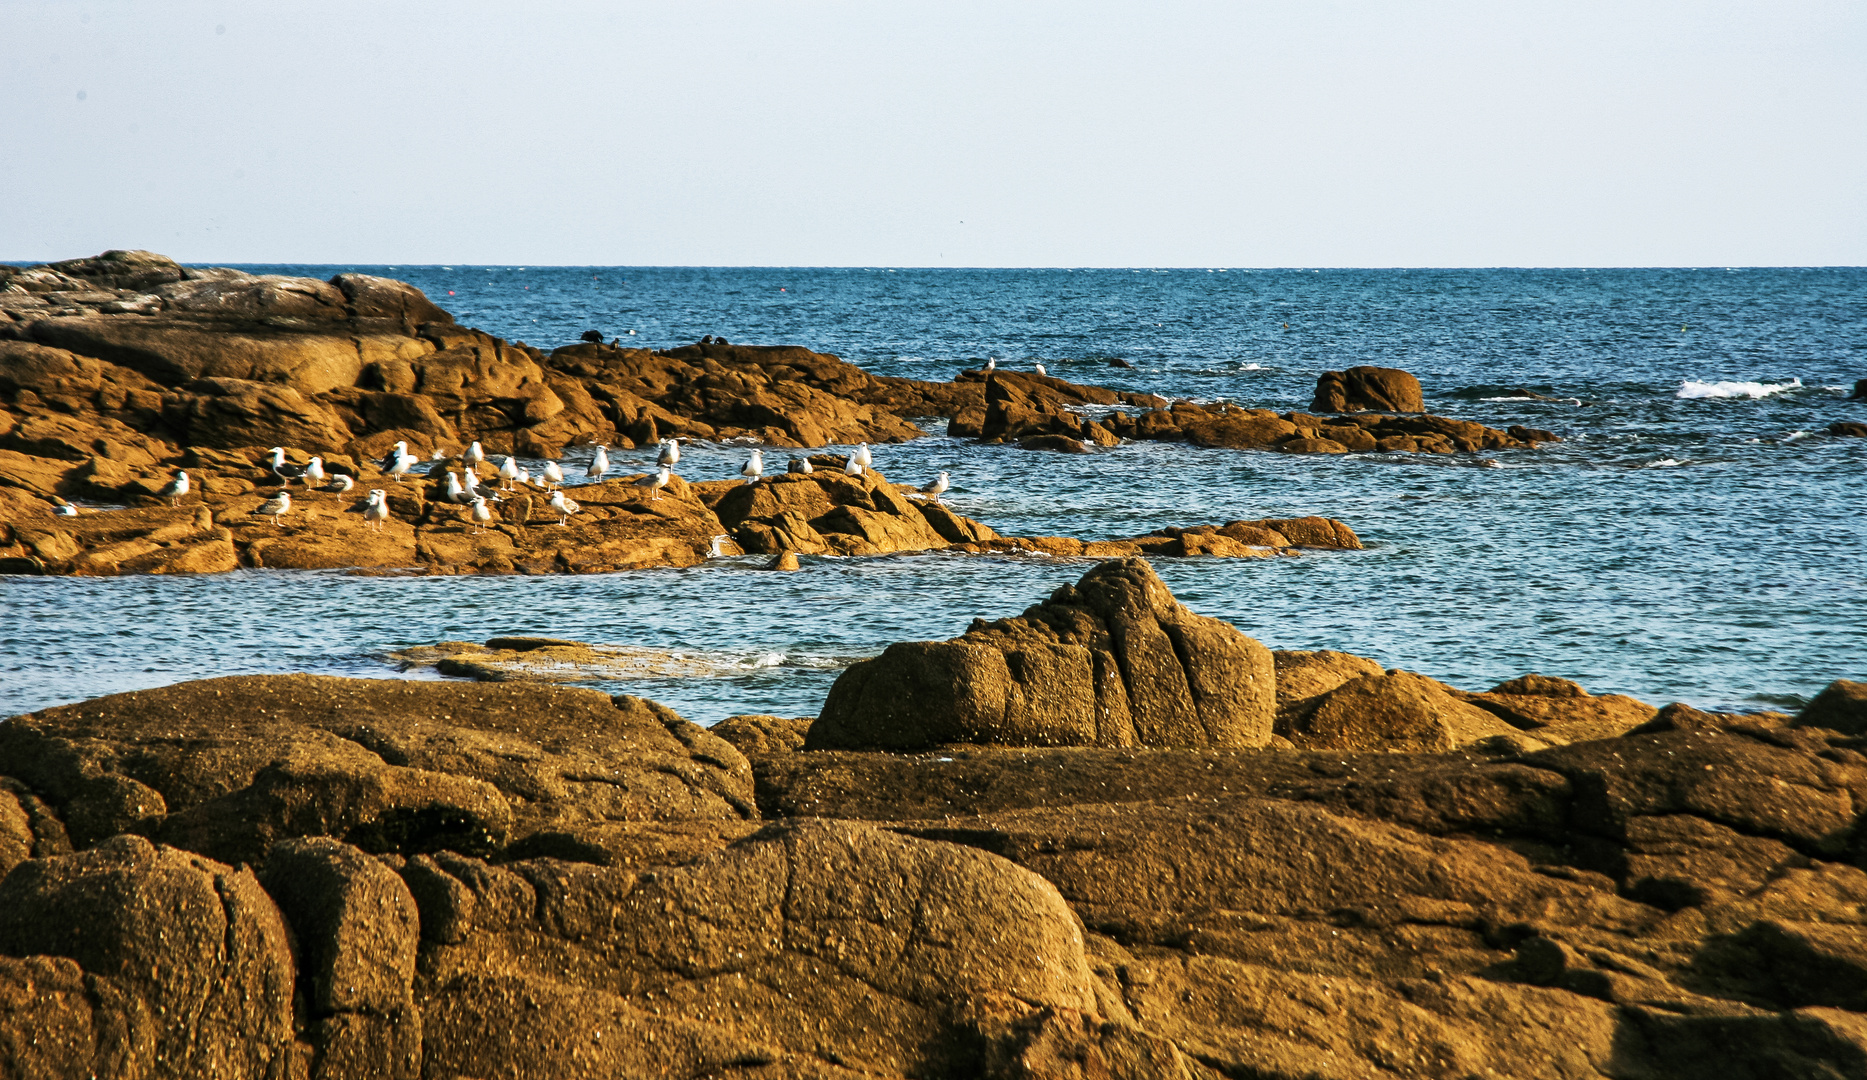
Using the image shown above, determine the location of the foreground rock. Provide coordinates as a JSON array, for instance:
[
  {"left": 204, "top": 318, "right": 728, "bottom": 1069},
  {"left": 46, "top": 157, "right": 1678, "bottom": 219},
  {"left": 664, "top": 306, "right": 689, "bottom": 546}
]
[{"left": 4, "top": 671, "right": 1864, "bottom": 1078}]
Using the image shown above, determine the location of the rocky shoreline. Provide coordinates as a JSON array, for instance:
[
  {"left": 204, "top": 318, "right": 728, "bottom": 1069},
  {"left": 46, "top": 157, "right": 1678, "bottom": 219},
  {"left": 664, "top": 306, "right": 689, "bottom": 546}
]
[
  {"left": 3, "top": 250, "right": 1550, "bottom": 577},
  {"left": 1, "top": 558, "right": 1863, "bottom": 1078}
]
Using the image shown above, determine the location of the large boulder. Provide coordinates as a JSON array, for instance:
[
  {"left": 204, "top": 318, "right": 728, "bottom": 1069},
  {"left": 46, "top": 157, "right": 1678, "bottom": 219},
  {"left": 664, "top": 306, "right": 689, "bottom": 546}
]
[
  {"left": 408, "top": 818, "right": 1124, "bottom": 1078},
  {"left": 0, "top": 676, "right": 755, "bottom": 864},
  {"left": 0, "top": 834, "right": 298, "bottom": 1079},
  {"left": 1310, "top": 365, "right": 1425, "bottom": 413},
  {"left": 809, "top": 557, "right": 1276, "bottom": 751}
]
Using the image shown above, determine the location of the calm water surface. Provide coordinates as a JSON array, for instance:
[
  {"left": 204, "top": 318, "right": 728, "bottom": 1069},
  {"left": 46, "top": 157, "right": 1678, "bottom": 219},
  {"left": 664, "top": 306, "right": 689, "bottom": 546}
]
[{"left": 4, "top": 267, "right": 1863, "bottom": 720}]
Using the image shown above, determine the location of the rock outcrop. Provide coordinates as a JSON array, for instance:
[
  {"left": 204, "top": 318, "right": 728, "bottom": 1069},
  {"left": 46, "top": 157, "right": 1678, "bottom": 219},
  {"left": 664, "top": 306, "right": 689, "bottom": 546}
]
[
  {"left": 4, "top": 662, "right": 1865, "bottom": 1078},
  {"left": 1311, "top": 364, "right": 1425, "bottom": 412},
  {"left": 810, "top": 558, "right": 1278, "bottom": 751}
]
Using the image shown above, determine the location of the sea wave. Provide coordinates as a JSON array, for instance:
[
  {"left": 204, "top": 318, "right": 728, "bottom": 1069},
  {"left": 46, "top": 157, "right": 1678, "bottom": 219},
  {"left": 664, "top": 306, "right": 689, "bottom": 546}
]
[{"left": 1676, "top": 378, "right": 1802, "bottom": 400}]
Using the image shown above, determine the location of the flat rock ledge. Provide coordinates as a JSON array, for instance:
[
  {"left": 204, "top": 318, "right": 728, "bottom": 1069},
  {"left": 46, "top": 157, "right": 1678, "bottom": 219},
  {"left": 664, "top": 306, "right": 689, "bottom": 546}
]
[
  {"left": 1, "top": 663, "right": 1863, "bottom": 1078},
  {"left": 0, "top": 446, "right": 1362, "bottom": 576}
]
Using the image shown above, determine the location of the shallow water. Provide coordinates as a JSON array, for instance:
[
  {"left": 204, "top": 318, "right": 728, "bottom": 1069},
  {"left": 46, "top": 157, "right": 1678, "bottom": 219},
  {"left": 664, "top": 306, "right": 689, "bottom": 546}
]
[{"left": 4, "top": 267, "right": 1864, "bottom": 720}]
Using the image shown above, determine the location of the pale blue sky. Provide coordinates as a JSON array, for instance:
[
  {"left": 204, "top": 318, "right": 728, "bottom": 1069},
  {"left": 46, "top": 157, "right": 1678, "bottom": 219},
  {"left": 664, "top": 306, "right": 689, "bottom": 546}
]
[{"left": 4, "top": 1, "right": 1862, "bottom": 266}]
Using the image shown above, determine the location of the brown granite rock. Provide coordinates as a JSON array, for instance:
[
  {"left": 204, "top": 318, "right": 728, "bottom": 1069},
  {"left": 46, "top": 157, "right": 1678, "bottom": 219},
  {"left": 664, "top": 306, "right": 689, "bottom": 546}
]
[
  {"left": 1797, "top": 679, "right": 1867, "bottom": 735},
  {"left": 1282, "top": 669, "right": 1523, "bottom": 752},
  {"left": 0, "top": 834, "right": 298, "bottom": 1079},
  {"left": 0, "top": 676, "right": 755, "bottom": 863},
  {"left": 810, "top": 557, "right": 1276, "bottom": 751},
  {"left": 1311, "top": 365, "right": 1425, "bottom": 413}
]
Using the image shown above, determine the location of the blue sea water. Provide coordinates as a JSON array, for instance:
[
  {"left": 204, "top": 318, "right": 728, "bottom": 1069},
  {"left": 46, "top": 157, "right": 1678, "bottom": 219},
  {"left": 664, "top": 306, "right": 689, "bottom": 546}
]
[{"left": 4, "top": 267, "right": 1864, "bottom": 721}]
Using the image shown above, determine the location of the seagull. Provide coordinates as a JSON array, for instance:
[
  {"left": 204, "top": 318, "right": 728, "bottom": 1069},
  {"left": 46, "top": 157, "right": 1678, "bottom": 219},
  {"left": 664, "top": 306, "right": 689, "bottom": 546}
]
[
  {"left": 740, "top": 449, "right": 764, "bottom": 486},
  {"left": 984, "top": 358, "right": 997, "bottom": 372},
  {"left": 498, "top": 456, "right": 520, "bottom": 489},
  {"left": 363, "top": 489, "right": 389, "bottom": 532},
  {"left": 548, "top": 489, "right": 581, "bottom": 525},
  {"left": 444, "top": 472, "right": 470, "bottom": 505},
  {"left": 541, "top": 460, "right": 564, "bottom": 489},
  {"left": 467, "top": 494, "right": 492, "bottom": 533},
  {"left": 708, "top": 534, "right": 729, "bottom": 557},
  {"left": 322, "top": 474, "right": 355, "bottom": 495},
  {"left": 267, "top": 447, "right": 306, "bottom": 485},
  {"left": 465, "top": 441, "right": 485, "bottom": 472},
  {"left": 1035, "top": 362, "right": 1047, "bottom": 376},
  {"left": 919, "top": 471, "right": 950, "bottom": 504},
  {"left": 303, "top": 456, "right": 326, "bottom": 489},
  {"left": 657, "top": 439, "right": 680, "bottom": 469},
  {"left": 515, "top": 466, "right": 531, "bottom": 486},
  {"left": 386, "top": 450, "right": 420, "bottom": 483},
  {"left": 461, "top": 469, "right": 481, "bottom": 497},
  {"left": 377, "top": 442, "right": 409, "bottom": 473},
  {"left": 635, "top": 465, "right": 671, "bottom": 502},
  {"left": 158, "top": 470, "right": 189, "bottom": 506},
  {"left": 54, "top": 499, "right": 80, "bottom": 516},
  {"left": 252, "top": 490, "right": 291, "bottom": 525},
  {"left": 430, "top": 447, "right": 447, "bottom": 462},
  {"left": 787, "top": 457, "right": 812, "bottom": 474},
  {"left": 587, "top": 444, "right": 610, "bottom": 480},
  {"left": 844, "top": 454, "right": 863, "bottom": 476},
  {"left": 856, "top": 443, "right": 872, "bottom": 470}
]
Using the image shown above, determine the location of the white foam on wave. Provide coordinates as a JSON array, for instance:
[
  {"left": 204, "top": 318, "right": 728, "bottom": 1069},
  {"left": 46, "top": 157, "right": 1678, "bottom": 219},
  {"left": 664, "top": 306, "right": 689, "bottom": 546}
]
[
  {"left": 1239, "top": 363, "right": 1266, "bottom": 371},
  {"left": 1642, "top": 458, "right": 1688, "bottom": 468},
  {"left": 1676, "top": 378, "right": 1801, "bottom": 400}
]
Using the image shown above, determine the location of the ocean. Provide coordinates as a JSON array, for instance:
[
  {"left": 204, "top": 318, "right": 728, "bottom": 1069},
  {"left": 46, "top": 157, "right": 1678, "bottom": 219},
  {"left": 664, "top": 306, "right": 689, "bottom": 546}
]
[{"left": 4, "top": 266, "right": 1863, "bottom": 721}]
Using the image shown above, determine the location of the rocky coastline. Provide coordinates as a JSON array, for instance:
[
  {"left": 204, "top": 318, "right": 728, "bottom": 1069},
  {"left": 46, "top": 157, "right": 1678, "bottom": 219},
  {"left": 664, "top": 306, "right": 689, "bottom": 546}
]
[
  {"left": 2, "top": 558, "right": 1864, "bottom": 1078},
  {"left": 5, "top": 252, "right": 1863, "bottom": 1078},
  {"left": 3, "top": 250, "right": 1547, "bottom": 577}
]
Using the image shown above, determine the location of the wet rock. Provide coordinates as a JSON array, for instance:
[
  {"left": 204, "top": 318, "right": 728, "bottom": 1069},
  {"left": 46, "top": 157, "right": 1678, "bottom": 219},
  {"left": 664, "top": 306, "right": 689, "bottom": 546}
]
[
  {"left": 0, "top": 834, "right": 298, "bottom": 1078},
  {"left": 763, "top": 550, "right": 802, "bottom": 571},
  {"left": 1829, "top": 421, "right": 1867, "bottom": 437},
  {"left": 809, "top": 557, "right": 1276, "bottom": 751},
  {"left": 1459, "top": 672, "right": 1658, "bottom": 733},
  {"left": 1311, "top": 365, "right": 1425, "bottom": 413}
]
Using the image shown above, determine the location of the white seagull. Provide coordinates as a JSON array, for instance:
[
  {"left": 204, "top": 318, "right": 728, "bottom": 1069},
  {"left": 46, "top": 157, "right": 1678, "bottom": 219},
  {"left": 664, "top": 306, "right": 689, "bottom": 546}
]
[
  {"left": 498, "top": 456, "right": 520, "bottom": 489},
  {"left": 303, "top": 456, "right": 326, "bottom": 489},
  {"left": 363, "top": 489, "right": 390, "bottom": 532},
  {"left": 541, "top": 461, "right": 565, "bottom": 489},
  {"left": 377, "top": 442, "right": 409, "bottom": 473},
  {"left": 1035, "top": 363, "right": 1047, "bottom": 376},
  {"left": 267, "top": 447, "right": 306, "bottom": 485},
  {"left": 252, "top": 490, "right": 292, "bottom": 525},
  {"left": 465, "top": 441, "right": 485, "bottom": 472},
  {"left": 462, "top": 469, "right": 481, "bottom": 497},
  {"left": 856, "top": 443, "right": 872, "bottom": 470},
  {"left": 657, "top": 439, "right": 681, "bottom": 469},
  {"left": 322, "top": 473, "right": 355, "bottom": 495},
  {"left": 430, "top": 447, "right": 447, "bottom": 462},
  {"left": 387, "top": 450, "right": 420, "bottom": 483},
  {"left": 586, "top": 444, "right": 610, "bottom": 480},
  {"left": 740, "top": 449, "right": 764, "bottom": 486},
  {"left": 548, "top": 489, "right": 581, "bottom": 525},
  {"left": 635, "top": 465, "right": 671, "bottom": 502},
  {"left": 54, "top": 499, "right": 80, "bottom": 516},
  {"left": 159, "top": 470, "right": 190, "bottom": 506},
  {"left": 787, "top": 457, "right": 812, "bottom": 474},
  {"left": 984, "top": 358, "right": 997, "bottom": 372},
  {"left": 443, "top": 472, "right": 469, "bottom": 505},
  {"left": 919, "top": 471, "right": 950, "bottom": 504},
  {"left": 467, "top": 494, "right": 492, "bottom": 534},
  {"left": 843, "top": 452, "right": 863, "bottom": 477}
]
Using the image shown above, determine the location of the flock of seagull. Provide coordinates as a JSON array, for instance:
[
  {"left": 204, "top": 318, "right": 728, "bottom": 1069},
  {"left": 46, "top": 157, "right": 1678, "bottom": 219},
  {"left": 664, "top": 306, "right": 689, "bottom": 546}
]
[{"left": 98, "top": 437, "right": 956, "bottom": 542}]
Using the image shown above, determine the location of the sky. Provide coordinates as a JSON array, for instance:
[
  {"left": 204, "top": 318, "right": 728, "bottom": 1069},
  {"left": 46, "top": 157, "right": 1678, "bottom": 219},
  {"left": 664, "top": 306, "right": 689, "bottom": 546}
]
[{"left": 4, "top": 1, "right": 1863, "bottom": 267}]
